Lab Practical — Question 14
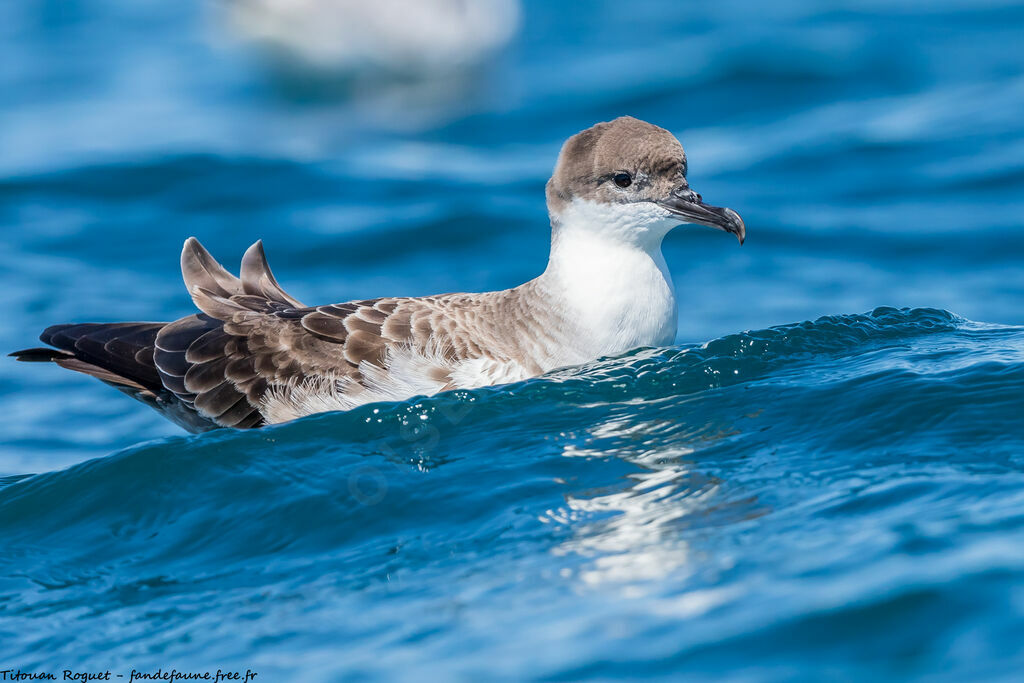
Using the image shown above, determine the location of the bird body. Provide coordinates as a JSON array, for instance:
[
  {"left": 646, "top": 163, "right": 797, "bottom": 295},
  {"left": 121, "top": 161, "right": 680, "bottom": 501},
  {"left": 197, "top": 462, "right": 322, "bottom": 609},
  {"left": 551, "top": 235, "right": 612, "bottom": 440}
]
[{"left": 12, "top": 117, "right": 745, "bottom": 431}]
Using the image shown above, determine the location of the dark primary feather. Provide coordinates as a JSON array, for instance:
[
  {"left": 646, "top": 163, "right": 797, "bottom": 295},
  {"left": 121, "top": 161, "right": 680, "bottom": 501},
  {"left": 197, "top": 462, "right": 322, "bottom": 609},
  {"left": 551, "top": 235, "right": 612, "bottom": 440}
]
[
  {"left": 41, "top": 322, "right": 166, "bottom": 391},
  {"left": 10, "top": 321, "right": 221, "bottom": 433}
]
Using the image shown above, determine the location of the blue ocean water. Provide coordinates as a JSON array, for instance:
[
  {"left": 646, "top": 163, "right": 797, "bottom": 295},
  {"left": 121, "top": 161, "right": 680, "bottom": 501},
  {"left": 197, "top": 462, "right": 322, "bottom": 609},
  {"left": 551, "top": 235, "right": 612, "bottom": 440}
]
[{"left": 1, "top": 0, "right": 1023, "bottom": 679}]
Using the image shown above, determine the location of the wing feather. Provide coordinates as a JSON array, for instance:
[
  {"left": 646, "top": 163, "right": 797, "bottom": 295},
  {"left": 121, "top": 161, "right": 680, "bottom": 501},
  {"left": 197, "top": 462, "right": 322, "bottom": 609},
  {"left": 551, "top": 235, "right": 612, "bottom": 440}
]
[
  {"left": 193, "top": 381, "right": 248, "bottom": 418},
  {"left": 300, "top": 312, "right": 349, "bottom": 340},
  {"left": 240, "top": 240, "right": 304, "bottom": 307},
  {"left": 180, "top": 237, "right": 243, "bottom": 299},
  {"left": 161, "top": 238, "right": 490, "bottom": 426},
  {"left": 184, "top": 358, "right": 230, "bottom": 394}
]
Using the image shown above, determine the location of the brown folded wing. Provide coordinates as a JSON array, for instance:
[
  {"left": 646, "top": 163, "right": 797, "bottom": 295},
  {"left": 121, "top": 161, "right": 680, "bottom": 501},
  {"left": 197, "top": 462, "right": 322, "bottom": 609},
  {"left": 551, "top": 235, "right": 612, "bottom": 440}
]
[{"left": 153, "top": 238, "right": 426, "bottom": 428}]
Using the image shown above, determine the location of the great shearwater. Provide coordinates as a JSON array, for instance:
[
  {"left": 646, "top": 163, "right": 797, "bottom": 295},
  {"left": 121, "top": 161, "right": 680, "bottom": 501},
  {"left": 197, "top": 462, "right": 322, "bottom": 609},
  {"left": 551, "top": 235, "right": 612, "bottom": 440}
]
[{"left": 12, "top": 116, "right": 745, "bottom": 432}]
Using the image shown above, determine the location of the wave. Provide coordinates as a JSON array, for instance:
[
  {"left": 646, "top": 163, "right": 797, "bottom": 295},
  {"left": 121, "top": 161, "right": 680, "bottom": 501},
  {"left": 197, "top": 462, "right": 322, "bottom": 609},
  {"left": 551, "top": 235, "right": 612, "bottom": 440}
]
[{"left": 2, "top": 307, "right": 1023, "bottom": 670}]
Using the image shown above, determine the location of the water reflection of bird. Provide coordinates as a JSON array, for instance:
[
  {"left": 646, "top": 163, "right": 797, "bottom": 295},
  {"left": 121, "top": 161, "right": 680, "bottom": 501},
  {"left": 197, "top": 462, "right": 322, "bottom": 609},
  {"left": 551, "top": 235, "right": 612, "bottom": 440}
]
[
  {"left": 223, "top": 0, "right": 521, "bottom": 78},
  {"left": 12, "top": 117, "right": 745, "bottom": 432}
]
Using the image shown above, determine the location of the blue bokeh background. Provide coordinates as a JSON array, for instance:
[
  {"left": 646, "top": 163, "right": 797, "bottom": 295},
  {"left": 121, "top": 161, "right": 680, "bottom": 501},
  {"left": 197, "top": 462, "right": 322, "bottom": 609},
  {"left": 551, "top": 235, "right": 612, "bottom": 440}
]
[{"left": 1, "top": 1, "right": 1023, "bottom": 679}]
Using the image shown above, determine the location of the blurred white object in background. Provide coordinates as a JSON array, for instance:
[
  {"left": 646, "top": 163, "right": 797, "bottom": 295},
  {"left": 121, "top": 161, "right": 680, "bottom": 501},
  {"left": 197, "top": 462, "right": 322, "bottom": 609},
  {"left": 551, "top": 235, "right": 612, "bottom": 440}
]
[{"left": 225, "top": 0, "right": 520, "bottom": 77}]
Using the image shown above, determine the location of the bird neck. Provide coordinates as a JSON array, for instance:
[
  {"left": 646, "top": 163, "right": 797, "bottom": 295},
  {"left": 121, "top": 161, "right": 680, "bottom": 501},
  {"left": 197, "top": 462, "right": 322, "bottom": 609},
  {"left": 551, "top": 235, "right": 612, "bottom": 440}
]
[{"left": 537, "top": 207, "right": 679, "bottom": 360}]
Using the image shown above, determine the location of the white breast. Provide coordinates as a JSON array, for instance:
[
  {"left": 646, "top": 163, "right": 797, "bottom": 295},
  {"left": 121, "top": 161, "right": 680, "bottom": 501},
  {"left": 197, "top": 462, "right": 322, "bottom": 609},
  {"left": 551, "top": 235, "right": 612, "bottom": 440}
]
[{"left": 536, "top": 198, "right": 680, "bottom": 366}]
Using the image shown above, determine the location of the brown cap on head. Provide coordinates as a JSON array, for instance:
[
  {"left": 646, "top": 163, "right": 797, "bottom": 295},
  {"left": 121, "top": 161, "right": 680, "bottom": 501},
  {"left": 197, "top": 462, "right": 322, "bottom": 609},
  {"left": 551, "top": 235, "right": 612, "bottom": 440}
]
[
  {"left": 545, "top": 116, "right": 746, "bottom": 244},
  {"left": 545, "top": 116, "right": 686, "bottom": 213}
]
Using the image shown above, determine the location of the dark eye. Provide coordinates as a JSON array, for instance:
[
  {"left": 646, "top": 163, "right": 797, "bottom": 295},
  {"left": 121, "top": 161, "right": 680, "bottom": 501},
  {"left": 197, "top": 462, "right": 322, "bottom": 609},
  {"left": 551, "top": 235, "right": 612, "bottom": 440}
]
[{"left": 613, "top": 172, "right": 632, "bottom": 188}]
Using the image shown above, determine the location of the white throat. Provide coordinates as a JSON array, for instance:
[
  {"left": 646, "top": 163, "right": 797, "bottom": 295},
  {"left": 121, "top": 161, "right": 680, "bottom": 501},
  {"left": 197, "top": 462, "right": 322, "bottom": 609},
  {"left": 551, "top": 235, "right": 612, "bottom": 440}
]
[{"left": 538, "top": 198, "right": 679, "bottom": 364}]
